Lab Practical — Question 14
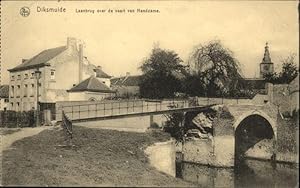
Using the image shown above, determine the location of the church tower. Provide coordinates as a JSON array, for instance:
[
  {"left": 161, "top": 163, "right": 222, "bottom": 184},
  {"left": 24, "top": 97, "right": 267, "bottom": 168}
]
[{"left": 260, "top": 42, "right": 274, "bottom": 78}]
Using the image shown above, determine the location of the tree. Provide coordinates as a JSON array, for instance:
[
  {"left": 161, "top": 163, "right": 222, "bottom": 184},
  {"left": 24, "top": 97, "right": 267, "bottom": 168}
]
[
  {"left": 139, "top": 47, "right": 185, "bottom": 99},
  {"left": 187, "top": 40, "right": 242, "bottom": 97},
  {"left": 264, "top": 54, "right": 299, "bottom": 84}
]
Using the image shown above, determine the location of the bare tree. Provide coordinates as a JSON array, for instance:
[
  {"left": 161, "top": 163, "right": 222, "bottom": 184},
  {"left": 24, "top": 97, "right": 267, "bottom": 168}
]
[{"left": 187, "top": 40, "right": 242, "bottom": 97}]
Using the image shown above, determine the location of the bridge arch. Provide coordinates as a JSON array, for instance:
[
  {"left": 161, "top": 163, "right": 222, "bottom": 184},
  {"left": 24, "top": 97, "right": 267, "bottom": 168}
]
[
  {"left": 233, "top": 110, "right": 277, "bottom": 162},
  {"left": 233, "top": 110, "right": 277, "bottom": 139}
]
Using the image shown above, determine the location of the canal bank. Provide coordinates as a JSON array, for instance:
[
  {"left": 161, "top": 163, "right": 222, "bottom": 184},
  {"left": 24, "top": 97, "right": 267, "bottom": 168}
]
[{"left": 176, "top": 158, "right": 298, "bottom": 188}]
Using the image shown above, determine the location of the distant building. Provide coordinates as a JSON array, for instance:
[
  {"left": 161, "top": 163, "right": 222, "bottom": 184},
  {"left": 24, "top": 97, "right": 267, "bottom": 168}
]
[
  {"left": 93, "top": 66, "right": 112, "bottom": 88},
  {"left": 0, "top": 85, "right": 9, "bottom": 110},
  {"left": 259, "top": 43, "right": 274, "bottom": 78},
  {"left": 8, "top": 37, "right": 110, "bottom": 111},
  {"left": 68, "top": 76, "right": 115, "bottom": 101},
  {"left": 111, "top": 73, "right": 142, "bottom": 98},
  {"left": 241, "top": 43, "right": 275, "bottom": 94}
]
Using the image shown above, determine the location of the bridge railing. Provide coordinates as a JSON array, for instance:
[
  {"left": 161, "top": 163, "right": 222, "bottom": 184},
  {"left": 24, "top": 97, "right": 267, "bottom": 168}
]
[
  {"left": 55, "top": 97, "right": 255, "bottom": 122},
  {"left": 55, "top": 99, "right": 193, "bottom": 121}
]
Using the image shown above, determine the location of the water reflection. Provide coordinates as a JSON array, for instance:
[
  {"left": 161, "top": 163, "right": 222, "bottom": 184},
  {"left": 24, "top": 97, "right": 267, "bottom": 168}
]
[{"left": 176, "top": 159, "right": 298, "bottom": 188}]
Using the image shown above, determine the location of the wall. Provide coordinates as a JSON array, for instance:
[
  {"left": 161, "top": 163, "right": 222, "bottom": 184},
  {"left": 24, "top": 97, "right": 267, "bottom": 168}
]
[
  {"left": 196, "top": 97, "right": 253, "bottom": 106},
  {"left": 74, "top": 115, "right": 151, "bottom": 132},
  {"left": 183, "top": 139, "right": 215, "bottom": 165},
  {"left": 9, "top": 68, "right": 43, "bottom": 111},
  {"left": 68, "top": 91, "right": 115, "bottom": 101},
  {"left": 97, "top": 77, "right": 111, "bottom": 88},
  {"left": 144, "top": 140, "right": 176, "bottom": 177},
  {"left": 267, "top": 77, "right": 299, "bottom": 115},
  {"left": 112, "top": 85, "right": 140, "bottom": 97},
  {"left": 44, "top": 89, "right": 69, "bottom": 102}
]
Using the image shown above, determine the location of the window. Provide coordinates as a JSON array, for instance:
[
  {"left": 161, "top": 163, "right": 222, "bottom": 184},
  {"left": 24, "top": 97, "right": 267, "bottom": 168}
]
[
  {"left": 17, "top": 85, "right": 21, "bottom": 97},
  {"left": 4, "top": 99, "right": 9, "bottom": 103},
  {"left": 31, "top": 72, "right": 35, "bottom": 78},
  {"left": 10, "top": 86, "right": 14, "bottom": 97},
  {"left": 11, "top": 75, "right": 15, "bottom": 81},
  {"left": 30, "top": 84, "right": 34, "bottom": 97},
  {"left": 24, "top": 73, "right": 29, "bottom": 79},
  {"left": 24, "top": 84, "right": 28, "bottom": 97},
  {"left": 17, "top": 75, "right": 21, "bottom": 80},
  {"left": 50, "top": 70, "right": 55, "bottom": 80}
]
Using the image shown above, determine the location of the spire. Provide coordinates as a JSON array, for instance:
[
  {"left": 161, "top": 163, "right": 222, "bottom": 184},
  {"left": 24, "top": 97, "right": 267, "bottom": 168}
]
[{"left": 262, "top": 42, "right": 272, "bottom": 64}]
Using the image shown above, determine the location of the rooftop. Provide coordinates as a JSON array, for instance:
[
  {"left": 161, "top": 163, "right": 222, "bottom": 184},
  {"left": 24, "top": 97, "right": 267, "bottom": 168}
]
[
  {"left": 111, "top": 75, "right": 143, "bottom": 86},
  {"left": 68, "top": 76, "right": 115, "bottom": 93},
  {"left": 8, "top": 46, "right": 67, "bottom": 72}
]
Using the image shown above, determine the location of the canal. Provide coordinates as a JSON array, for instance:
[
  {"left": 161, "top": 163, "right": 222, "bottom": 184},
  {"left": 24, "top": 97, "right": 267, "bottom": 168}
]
[{"left": 176, "top": 158, "right": 298, "bottom": 187}]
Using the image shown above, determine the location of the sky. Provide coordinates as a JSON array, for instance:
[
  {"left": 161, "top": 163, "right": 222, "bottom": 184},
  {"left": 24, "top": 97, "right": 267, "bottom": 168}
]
[{"left": 1, "top": 1, "right": 299, "bottom": 84}]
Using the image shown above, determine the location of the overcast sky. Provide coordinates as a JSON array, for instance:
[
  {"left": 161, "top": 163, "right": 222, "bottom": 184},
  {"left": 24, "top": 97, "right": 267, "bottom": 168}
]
[{"left": 1, "top": 1, "right": 299, "bottom": 84}]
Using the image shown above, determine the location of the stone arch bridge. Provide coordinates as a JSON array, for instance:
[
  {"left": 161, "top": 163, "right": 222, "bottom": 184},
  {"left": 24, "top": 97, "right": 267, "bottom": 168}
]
[{"left": 58, "top": 99, "right": 279, "bottom": 167}]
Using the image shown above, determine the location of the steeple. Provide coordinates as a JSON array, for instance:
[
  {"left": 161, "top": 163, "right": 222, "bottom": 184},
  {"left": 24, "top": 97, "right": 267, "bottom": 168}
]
[
  {"left": 259, "top": 42, "right": 274, "bottom": 78},
  {"left": 262, "top": 42, "right": 272, "bottom": 64}
]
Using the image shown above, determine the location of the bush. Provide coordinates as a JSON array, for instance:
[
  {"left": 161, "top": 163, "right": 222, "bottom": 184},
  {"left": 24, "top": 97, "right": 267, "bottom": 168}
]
[
  {"left": 163, "top": 113, "right": 185, "bottom": 143},
  {"left": 0, "top": 110, "right": 37, "bottom": 128}
]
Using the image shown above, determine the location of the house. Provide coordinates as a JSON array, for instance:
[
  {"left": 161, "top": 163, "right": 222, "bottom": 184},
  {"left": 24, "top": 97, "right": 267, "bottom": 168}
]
[
  {"left": 93, "top": 66, "right": 112, "bottom": 88},
  {"left": 7, "top": 37, "right": 102, "bottom": 111},
  {"left": 0, "top": 85, "right": 9, "bottom": 111},
  {"left": 110, "top": 73, "right": 142, "bottom": 98},
  {"left": 68, "top": 76, "right": 115, "bottom": 101}
]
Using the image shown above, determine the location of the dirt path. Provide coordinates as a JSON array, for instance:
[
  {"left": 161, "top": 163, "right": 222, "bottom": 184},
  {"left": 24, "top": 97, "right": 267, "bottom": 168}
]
[
  {"left": 1, "top": 126, "right": 52, "bottom": 186},
  {"left": 1, "top": 126, "right": 52, "bottom": 152}
]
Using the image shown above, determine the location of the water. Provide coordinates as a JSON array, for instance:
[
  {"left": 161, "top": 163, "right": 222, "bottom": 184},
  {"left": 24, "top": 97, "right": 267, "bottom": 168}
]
[{"left": 176, "top": 158, "right": 298, "bottom": 188}]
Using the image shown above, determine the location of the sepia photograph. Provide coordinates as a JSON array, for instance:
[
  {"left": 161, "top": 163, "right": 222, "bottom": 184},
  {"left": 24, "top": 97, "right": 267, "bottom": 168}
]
[{"left": 0, "top": 0, "right": 299, "bottom": 187}]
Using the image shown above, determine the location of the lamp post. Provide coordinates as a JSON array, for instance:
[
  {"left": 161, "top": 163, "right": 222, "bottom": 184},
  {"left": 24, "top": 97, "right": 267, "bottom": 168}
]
[{"left": 35, "top": 69, "right": 42, "bottom": 127}]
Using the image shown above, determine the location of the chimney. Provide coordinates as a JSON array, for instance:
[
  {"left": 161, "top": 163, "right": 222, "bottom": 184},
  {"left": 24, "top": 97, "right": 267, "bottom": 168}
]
[
  {"left": 22, "top": 59, "right": 28, "bottom": 63},
  {"left": 67, "top": 37, "right": 77, "bottom": 53},
  {"left": 78, "top": 43, "right": 83, "bottom": 83},
  {"left": 97, "top": 66, "right": 102, "bottom": 70},
  {"left": 93, "top": 69, "right": 97, "bottom": 77}
]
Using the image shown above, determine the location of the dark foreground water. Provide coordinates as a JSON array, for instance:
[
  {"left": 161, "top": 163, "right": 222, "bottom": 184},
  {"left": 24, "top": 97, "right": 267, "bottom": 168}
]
[{"left": 176, "top": 159, "right": 299, "bottom": 188}]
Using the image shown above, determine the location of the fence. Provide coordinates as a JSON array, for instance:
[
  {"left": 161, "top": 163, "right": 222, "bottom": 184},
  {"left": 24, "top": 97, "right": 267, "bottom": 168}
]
[
  {"left": 54, "top": 96, "right": 260, "bottom": 122},
  {"left": 56, "top": 99, "right": 191, "bottom": 121},
  {"left": 0, "top": 110, "right": 45, "bottom": 128},
  {"left": 61, "top": 110, "right": 73, "bottom": 146}
]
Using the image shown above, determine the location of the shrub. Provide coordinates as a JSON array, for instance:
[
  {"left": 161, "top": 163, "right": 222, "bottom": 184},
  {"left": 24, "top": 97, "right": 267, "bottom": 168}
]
[
  {"left": 163, "top": 113, "right": 185, "bottom": 143},
  {"left": 0, "top": 110, "right": 37, "bottom": 128}
]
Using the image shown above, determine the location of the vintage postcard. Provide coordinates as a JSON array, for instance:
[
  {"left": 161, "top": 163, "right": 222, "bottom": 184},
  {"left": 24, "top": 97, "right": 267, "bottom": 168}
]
[{"left": 0, "top": 0, "right": 299, "bottom": 187}]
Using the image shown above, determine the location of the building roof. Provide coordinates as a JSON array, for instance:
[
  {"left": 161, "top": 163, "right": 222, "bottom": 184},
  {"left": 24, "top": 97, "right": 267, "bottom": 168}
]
[
  {"left": 240, "top": 78, "right": 267, "bottom": 90},
  {"left": 111, "top": 75, "right": 142, "bottom": 86},
  {"left": 0, "top": 85, "right": 9, "bottom": 98},
  {"left": 94, "top": 68, "right": 112, "bottom": 78},
  {"left": 68, "top": 76, "right": 115, "bottom": 93},
  {"left": 8, "top": 46, "right": 67, "bottom": 72}
]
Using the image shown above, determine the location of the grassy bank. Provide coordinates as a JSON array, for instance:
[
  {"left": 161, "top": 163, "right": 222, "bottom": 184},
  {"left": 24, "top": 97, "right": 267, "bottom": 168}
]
[{"left": 2, "top": 126, "right": 195, "bottom": 187}]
